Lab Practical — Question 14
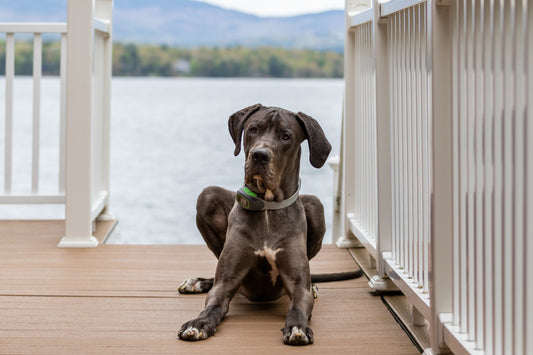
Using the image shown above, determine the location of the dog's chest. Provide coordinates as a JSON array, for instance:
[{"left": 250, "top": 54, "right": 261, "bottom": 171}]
[{"left": 254, "top": 244, "right": 283, "bottom": 285}]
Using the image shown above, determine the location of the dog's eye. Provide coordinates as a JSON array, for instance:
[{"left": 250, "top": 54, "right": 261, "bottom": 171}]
[
  {"left": 282, "top": 134, "right": 290, "bottom": 141},
  {"left": 249, "top": 127, "right": 258, "bottom": 134}
]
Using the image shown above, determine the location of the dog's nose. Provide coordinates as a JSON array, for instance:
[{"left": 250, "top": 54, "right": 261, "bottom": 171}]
[{"left": 251, "top": 148, "right": 271, "bottom": 163}]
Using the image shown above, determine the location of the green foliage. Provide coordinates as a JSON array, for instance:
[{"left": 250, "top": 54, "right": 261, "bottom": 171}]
[
  {"left": 183, "top": 46, "right": 343, "bottom": 78},
  {"left": 0, "top": 41, "right": 344, "bottom": 78},
  {"left": 0, "top": 41, "right": 62, "bottom": 75}
]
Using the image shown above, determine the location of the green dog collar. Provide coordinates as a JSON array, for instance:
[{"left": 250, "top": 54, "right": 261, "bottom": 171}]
[{"left": 236, "top": 180, "right": 301, "bottom": 211}]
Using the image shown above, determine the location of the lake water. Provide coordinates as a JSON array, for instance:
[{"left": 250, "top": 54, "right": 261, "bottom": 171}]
[{"left": 0, "top": 77, "right": 343, "bottom": 244}]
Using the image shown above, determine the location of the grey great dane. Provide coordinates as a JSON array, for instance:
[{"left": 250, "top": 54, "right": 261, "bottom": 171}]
[{"left": 177, "top": 104, "right": 362, "bottom": 345}]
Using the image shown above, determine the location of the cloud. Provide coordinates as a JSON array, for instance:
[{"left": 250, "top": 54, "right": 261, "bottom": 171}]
[{"left": 193, "top": 0, "right": 344, "bottom": 17}]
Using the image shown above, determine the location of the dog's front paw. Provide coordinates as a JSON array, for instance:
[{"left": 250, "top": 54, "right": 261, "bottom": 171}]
[
  {"left": 178, "top": 326, "right": 208, "bottom": 341},
  {"left": 177, "top": 278, "right": 213, "bottom": 294},
  {"left": 178, "top": 319, "right": 215, "bottom": 341},
  {"left": 281, "top": 325, "right": 314, "bottom": 345}
]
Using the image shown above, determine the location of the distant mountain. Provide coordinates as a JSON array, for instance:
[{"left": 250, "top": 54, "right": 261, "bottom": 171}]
[{"left": 0, "top": 0, "right": 344, "bottom": 50}]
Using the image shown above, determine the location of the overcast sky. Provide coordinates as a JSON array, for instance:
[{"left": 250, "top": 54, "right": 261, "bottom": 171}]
[{"left": 195, "top": 0, "right": 345, "bottom": 17}]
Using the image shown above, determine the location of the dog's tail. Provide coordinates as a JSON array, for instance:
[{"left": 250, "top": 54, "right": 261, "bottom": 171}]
[{"left": 311, "top": 269, "right": 364, "bottom": 283}]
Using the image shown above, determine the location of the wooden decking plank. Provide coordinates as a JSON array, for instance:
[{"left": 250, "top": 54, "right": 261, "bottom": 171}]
[{"left": 0, "top": 220, "right": 420, "bottom": 354}]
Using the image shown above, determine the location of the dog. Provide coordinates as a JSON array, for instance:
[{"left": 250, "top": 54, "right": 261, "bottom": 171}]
[{"left": 177, "top": 104, "right": 362, "bottom": 345}]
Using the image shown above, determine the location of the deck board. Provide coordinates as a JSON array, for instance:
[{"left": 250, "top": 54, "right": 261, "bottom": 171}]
[{"left": 0, "top": 220, "right": 420, "bottom": 354}]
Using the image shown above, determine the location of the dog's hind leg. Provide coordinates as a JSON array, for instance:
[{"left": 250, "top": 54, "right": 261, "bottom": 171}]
[
  {"left": 301, "top": 194, "right": 326, "bottom": 260},
  {"left": 195, "top": 186, "right": 235, "bottom": 258},
  {"left": 178, "top": 186, "right": 235, "bottom": 294}
]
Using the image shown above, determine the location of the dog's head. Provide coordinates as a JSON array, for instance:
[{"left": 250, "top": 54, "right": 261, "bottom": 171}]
[{"left": 229, "top": 104, "right": 331, "bottom": 201}]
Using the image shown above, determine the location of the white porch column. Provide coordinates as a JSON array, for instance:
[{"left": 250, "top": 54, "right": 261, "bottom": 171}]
[{"left": 58, "top": 0, "right": 98, "bottom": 247}]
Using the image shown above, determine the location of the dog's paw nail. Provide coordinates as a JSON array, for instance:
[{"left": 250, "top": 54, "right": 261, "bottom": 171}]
[
  {"left": 179, "top": 326, "right": 208, "bottom": 341},
  {"left": 178, "top": 279, "right": 199, "bottom": 294},
  {"left": 178, "top": 278, "right": 213, "bottom": 294},
  {"left": 177, "top": 279, "right": 189, "bottom": 292},
  {"left": 283, "top": 326, "right": 313, "bottom": 345},
  {"left": 292, "top": 327, "right": 303, "bottom": 338},
  {"left": 311, "top": 284, "right": 318, "bottom": 299}
]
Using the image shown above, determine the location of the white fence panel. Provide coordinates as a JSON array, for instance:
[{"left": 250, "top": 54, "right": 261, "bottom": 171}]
[
  {"left": 386, "top": 3, "right": 431, "bottom": 299},
  {"left": 341, "top": 0, "right": 532, "bottom": 353},
  {"left": 441, "top": 1, "right": 531, "bottom": 354},
  {"left": 1, "top": 25, "right": 67, "bottom": 204},
  {"left": 342, "top": 3, "right": 380, "bottom": 257},
  {"left": 350, "top": 20, "right": 379, "bottom": 253}
]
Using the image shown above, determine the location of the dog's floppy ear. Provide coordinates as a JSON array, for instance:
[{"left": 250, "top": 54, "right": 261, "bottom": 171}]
[
  {"left": 228, "top": 103, "right": 263, "bottom": 156},
  {"left": 295, "top": 112, "right": 332, "bottom": 168}
]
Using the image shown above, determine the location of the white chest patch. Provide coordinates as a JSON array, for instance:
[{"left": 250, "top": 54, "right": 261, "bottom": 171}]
[{"left": 254, "top": 245, "right": 283, "bottom": 285}]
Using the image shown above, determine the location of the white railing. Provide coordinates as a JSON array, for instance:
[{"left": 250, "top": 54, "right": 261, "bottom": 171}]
[
  {"left": 1, "top": 23, "right": 67, "bottom": 204},
  {"left": 386, "top": 0, "right": 432, "bottom": 317},
  {"left": 0, "top": 0, "right": 114, "bottom": 247},
  {"left": 339, "top": 0, "right": 532, "bottom": 354},
  {"left": 443, "top": 1, "right": 530, "bottom": 354},
  {"left": 344, "top": 17, "right": 379, "bottom": 257}
]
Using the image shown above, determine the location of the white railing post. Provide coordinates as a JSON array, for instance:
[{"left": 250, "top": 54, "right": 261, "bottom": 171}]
[
  {"left": 59, "top": 33, "right": 67, "bottom": 194},
  {"left": 328, "top": 156, "right": 342, "bottom": 245},
  {"left": 524, "top": 4, "right": 533, "bottom": 354},
  {"left": 428, "top": 0, "right": 453, "bottom": 353},
  {"left": 338, "top": 0, "right": 365, "bottom": 248},
  {"left": 4, "top": 33, "right": 14, "bottom": 195},
  {"left": 370, "top": 0, "right": 394, "bottom": 287},
  {"left": 527, "top": 4, "right": 533, "bottom": 355},
  {"left": 94, "top": 0, "right": 114, "bottom": 221},
  {"left": 32, "top": 33, "right": 42, "bottom": 194},
  {"left": 58, "top": 0, "right": 98, "bottom": 247}
]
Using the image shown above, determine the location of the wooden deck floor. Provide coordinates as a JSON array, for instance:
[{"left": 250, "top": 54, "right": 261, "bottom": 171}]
[{"left": 0, "top": 220, "right": 420, "bottom": 354}]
